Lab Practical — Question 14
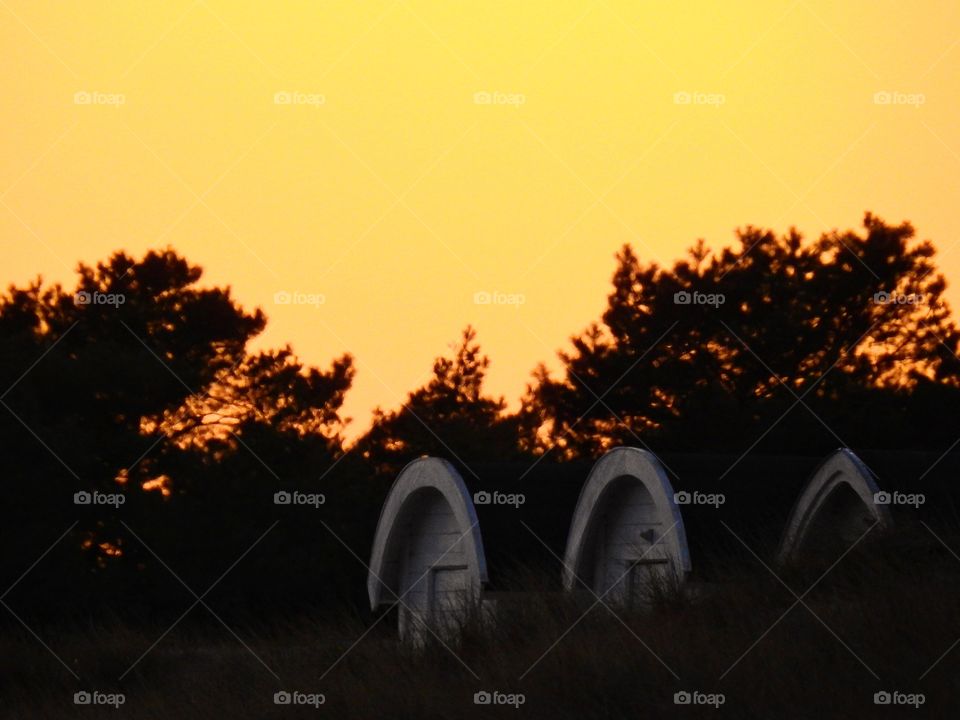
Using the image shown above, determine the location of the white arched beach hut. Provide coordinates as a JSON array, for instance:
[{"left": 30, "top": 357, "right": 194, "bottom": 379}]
[
  {"left": 367, "top": 457, "right": 487, "bottom": 642},
  {"left": 778, "top": 448, "right": 892, "bottom": 561},
  {"left": 562, "top": 447, "right": 691, "bottom": 603}
]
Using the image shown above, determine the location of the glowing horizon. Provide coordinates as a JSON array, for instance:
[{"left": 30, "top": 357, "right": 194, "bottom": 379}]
[{"left": 3, "top": 1, "right": 959, "bottom": 439}]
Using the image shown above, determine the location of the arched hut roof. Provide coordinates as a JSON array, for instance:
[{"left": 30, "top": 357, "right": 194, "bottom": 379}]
[
  {"left": 778, "top": 449, "right": 891, "bottom": 561},
  {"left": 367, "top": 456, "right": 590, "bottom": 608},
  {"left": 367, "top": 457, "right": 487, "bottom": 611},
  {"left": 367, "top": 448, "right": 960, "bottom": 608},
  {"left": 563, "top": 447, "right": 691, "bottom": 591},
  {"left": 662, "top": 448, "right": 960, "bottom": 569}
]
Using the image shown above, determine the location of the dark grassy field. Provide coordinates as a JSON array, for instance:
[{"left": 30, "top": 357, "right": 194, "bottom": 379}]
[{"left": 3, "top": 525, "right": 959, "bottom": 719}]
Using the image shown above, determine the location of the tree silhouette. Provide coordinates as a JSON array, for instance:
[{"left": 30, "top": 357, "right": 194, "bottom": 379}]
[
  {"left": 0, "top": 249, "right": 357, "bottom": 616},
  {"left": 521, "top": 214, "right": 960, "bottom": 457},
  {"left": 357, "top": 326, "right": 521, "bottom": 477},
  {"left": 4, "top": 217, "right": 960, "bottom": 620}
]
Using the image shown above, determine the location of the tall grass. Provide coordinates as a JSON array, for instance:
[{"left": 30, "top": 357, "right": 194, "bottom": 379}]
[{"left": 3, "top": 523, "right": 958, "bottom": 718}]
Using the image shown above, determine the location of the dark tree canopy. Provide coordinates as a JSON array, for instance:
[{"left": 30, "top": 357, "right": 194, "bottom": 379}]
[
  {"left": 3, "top": 215, "right": 960, "bottom": 620},
  {"left": 520, "top": 214, "right": 960, "bottom": 458},
  {"left": 0, "top": 249, "right": 360, "bottom": 616},
  {"left": 356, "top": 326, "right": 522, "bottom": 478}
]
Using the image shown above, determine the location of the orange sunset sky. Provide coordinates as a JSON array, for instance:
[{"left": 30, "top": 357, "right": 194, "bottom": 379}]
[{"left": 2, "top": 1, "right": 959, "bottom": 439}]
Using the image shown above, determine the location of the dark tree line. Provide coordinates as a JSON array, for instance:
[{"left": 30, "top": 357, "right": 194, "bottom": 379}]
[
  {"left": 520, "top": 213, "right": 960, "bottom": 457},
  {"left": 2, "top": 213, "right": 958, "bottom": 619},
  {"left": 0, "top": 250, "right": 361, "bottom": 619}
]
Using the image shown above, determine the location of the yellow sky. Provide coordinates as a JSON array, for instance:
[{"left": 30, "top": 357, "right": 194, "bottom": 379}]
[{"left": 2, "top": 1, "right": 959, "bottom": 439}]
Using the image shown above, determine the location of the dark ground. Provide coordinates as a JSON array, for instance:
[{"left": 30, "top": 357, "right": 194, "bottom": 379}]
[{"left": 3, "top": 523, "right": 960, "bottom": 719}]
